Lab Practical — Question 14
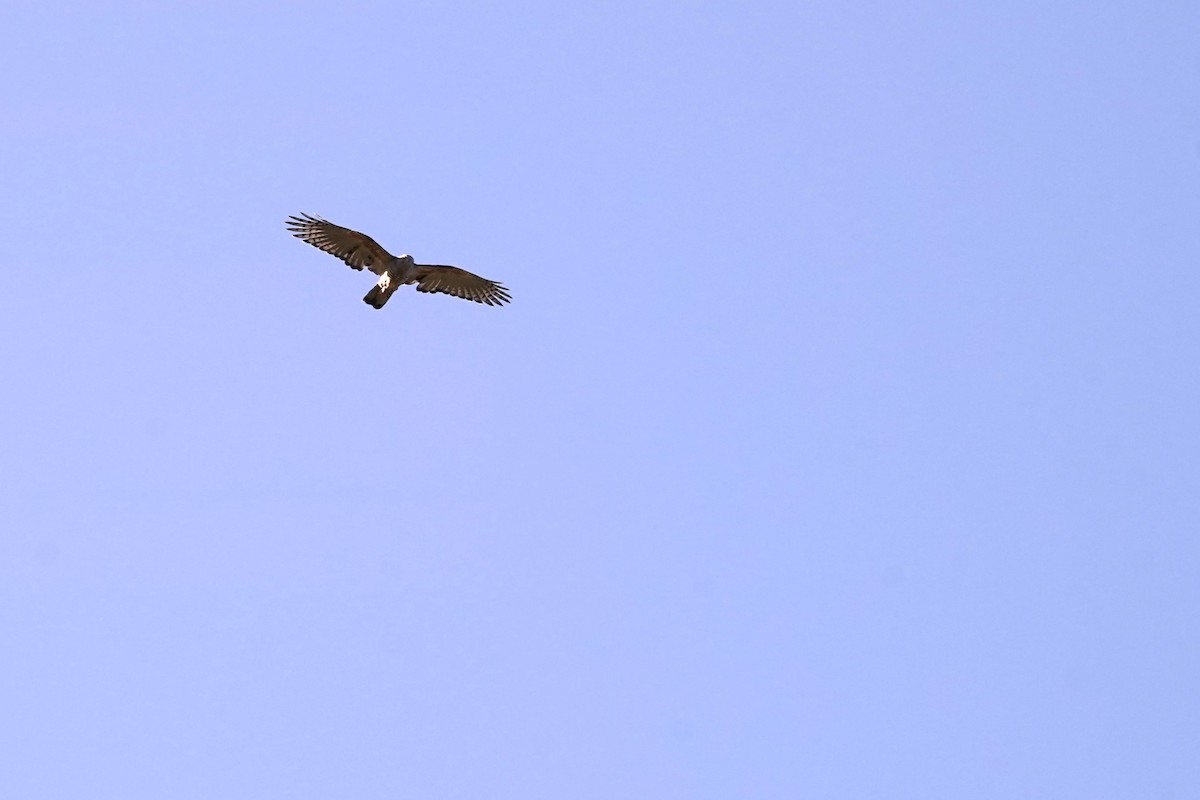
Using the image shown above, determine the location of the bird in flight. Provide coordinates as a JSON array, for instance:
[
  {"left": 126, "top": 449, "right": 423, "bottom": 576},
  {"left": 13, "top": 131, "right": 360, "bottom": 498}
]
[{"left": 285, "top": 213, "right": 511, "bottom": 310}]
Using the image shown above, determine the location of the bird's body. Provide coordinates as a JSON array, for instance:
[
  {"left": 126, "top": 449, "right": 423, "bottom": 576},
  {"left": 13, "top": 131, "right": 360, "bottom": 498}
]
[{"left": 285, "top": 213, "right": 511, "bottom": 309}]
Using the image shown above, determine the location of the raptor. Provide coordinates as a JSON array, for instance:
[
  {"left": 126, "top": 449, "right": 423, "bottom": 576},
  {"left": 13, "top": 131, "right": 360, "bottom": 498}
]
[{"left": 285, "top": 213, "right": 511, "bottom": 309}]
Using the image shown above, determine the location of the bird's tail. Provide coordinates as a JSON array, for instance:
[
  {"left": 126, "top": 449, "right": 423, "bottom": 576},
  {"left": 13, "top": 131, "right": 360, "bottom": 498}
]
[{"left": 363, "top": 283, "right": 395, "bottom": 309}]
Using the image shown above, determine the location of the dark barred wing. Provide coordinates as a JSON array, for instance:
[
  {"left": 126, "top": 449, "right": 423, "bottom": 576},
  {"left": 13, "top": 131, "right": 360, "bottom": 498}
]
[
  {"left": 413, "top": 265, "right": 512, "bottom": 306},
  {"left": 285, "top": 213, "right": 394, "bottom": 274}
]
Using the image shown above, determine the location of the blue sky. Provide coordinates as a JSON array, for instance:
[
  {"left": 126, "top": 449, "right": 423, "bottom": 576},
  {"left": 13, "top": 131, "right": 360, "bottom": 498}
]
[{"left": 1, "top": 2, "right": 1197, "bottom": 797}]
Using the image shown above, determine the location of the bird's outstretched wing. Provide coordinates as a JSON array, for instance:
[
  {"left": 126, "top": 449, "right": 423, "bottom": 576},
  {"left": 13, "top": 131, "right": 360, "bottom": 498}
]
[
  {"left": 285, "top": 213, "right": 394, "bottom": 274},
  {"left": 413, "top": 265, "right": 512, "bottom": 306}
]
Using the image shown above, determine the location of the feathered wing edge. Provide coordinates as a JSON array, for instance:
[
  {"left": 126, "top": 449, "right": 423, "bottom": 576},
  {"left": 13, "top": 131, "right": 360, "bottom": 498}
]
[
  {"left": 413, "top": 264, "right": 512, "bottom": 306},
  {"left": 285, "top": 213, "right": 394, "bottom": 273}
]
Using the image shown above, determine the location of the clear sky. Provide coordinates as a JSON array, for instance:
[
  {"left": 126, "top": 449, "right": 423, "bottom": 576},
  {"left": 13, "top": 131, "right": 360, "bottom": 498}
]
[{"left": 1, "top": 2, "right": 1197, "bottom": 797}]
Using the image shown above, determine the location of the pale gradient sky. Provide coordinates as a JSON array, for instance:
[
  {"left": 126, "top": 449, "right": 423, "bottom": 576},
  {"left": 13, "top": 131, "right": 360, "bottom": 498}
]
[{"left": 1, "top": 2, "right": 1198, "bottom": 797}]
